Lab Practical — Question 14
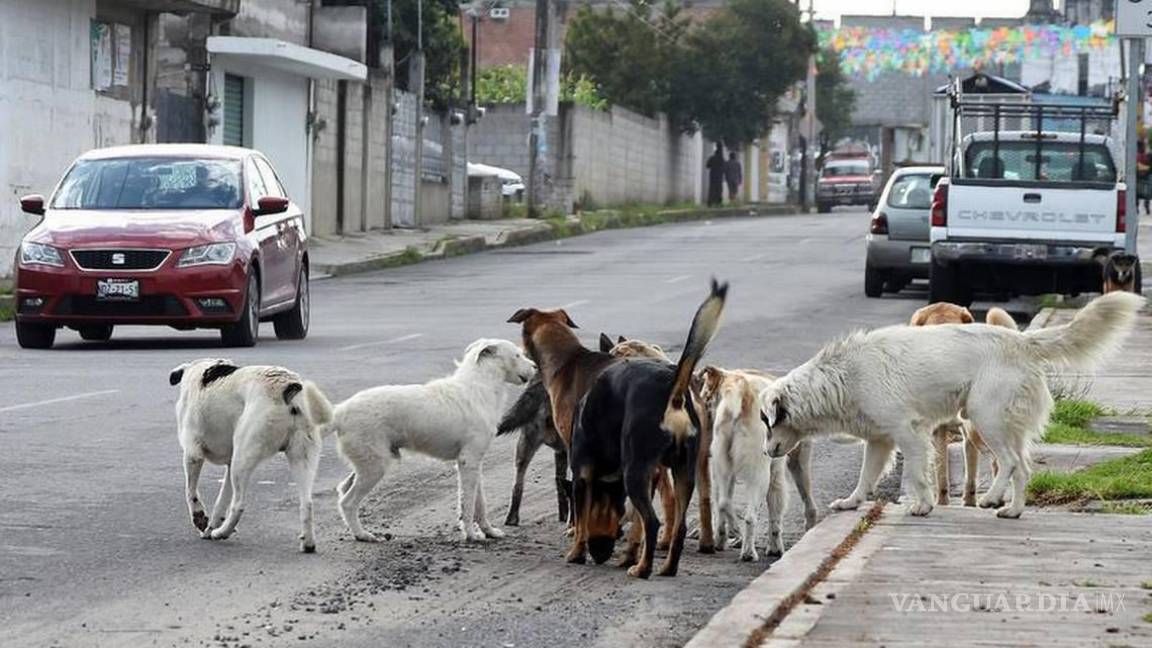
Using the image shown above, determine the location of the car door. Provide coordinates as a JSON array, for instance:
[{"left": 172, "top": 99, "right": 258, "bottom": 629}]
[
  {"left": 245, "top": 157, "right": 291, "bottom": 309},
  {"left": 254, "top": 156, "right": 304, "bottom": 304}
]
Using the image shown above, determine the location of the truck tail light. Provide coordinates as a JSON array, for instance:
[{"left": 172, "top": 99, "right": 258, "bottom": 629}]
[
  {"left": 1117, "top": 188, "right": 1127, "bottom": 233},
  {"left": 931, "top": 183, "right": 948, "bottom": 227},
  {"left": 870, "top": 212, "right": 889, "bottom": 235}
]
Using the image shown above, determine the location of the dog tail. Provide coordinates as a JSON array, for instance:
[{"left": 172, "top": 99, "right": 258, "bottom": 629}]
[
  {"left": 497, "top": 376, "right": 549, "bottom": 436},
  {"left": 985, "top": 307, "right": 1018, "bottom": 330},
  {"left": 1025, "top": 292, "right": 1144, "bottom": 368},
  {"left": 285, "top": 381, "right": 336, "bottom": 434},
  {"left": 661, "top": 279, "right": 729, "bottom": 440}
]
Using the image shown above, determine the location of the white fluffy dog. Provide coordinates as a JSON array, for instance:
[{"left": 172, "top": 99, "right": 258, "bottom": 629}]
[
  {"left": 332, "top": 339, "right": 535, "bottom": 542},
  {"left": 759, "top": 292, "right": 1144, "bottom": 519},
  {"left": 170, "top": 359, "right": 333, "bottom": 552}
]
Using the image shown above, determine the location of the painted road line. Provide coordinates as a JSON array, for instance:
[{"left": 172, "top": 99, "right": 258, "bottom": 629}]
[
  {"left": 0, "top": 389, "right": 120, "bottom": 414},
  {"left": 741, "top": 252, "right": 772, "bottom": 262},
  {"left": 559, "top": 300, "right": 589, "bottom": 309},
  {"left": 339, "top": 333, "right": 424, "bottom": 352},
  {"left": 665, "top": 274, "right": 692, "bottom": 284}
]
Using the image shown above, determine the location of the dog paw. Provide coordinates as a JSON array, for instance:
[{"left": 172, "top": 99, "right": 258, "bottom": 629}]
[
  {"left": 616, "top": 553, "right": 637, "bottom": 569},
  {"left": 565, "top": 549, "right": 587, "bottom": 564},
  {"left": 301, "top": 542, "right": 317, "bottom": 554},
  {"left": 977, "top": 494, "right": 1004, "bottom": 509},
  {"left": 209, "top": 528, "right": 232, "bottom": 541},
  {"left": 740, "top": 549, "right": 758, "bottom": 562},
  {"left": 191, "top": 510, "right": 209, "bottom": 532},
  {"left": 996, "top": 506, "right": 1023, "bottom": 519},
  {"left": 504, "top": 516, "right": 520, "bottom": 527},
  {"left": 656, "top": 564, "right": 678, "bottom": 578},
  {"left": 627, "top": 564, "right": 652, "bottom": 579},
  {"left": 908, "top": 501, "right": 933, "bottom": 516},
  {"left": 962, "top": 495, "right": 977, "bottom": 508},
  {"left": 829, "top": 497, "right": 862, "bottom": 511},
  {"left": 698, "top": 543, "right": 716, "bottom": 555},
  {"left": 353, "top": 531, "right": 380, "bottom": 543},
  {"left": 481, "top": 527, "right": 506, "bottom": 539}
]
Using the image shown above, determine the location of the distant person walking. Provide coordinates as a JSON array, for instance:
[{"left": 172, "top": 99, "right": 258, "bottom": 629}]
[
  {"left": 725, "top": 151, "right": 743, "bottom": 203},
  {"left": 1138, "top": 140, "right": 1151, "bottom": 215},
  {"left": 706, "top": 143, "right": 725, "bottom": 206}
]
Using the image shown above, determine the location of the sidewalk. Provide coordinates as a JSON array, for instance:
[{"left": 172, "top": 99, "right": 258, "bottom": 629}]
[{"left": 308, "top": 204, "right": 795, "bottom": 278}]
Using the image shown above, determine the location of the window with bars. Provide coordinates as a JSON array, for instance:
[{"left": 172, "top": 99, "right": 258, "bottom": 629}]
[{"left": 223, "top": 74, "right": 247, "bottom": 147}]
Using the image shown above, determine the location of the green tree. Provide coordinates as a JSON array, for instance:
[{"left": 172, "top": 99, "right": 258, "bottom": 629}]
[
  {"left": 371, "top": 0, "right": 465, "bottom": 110},
  {"left": 816, "top": 48, "right": 856, "bottom": 149},
  {"left": 564, "top": 0, "right": 691, "bottom": 117},
  {"left": 677, "top": 0, "right": 814, "bottom": 146}
]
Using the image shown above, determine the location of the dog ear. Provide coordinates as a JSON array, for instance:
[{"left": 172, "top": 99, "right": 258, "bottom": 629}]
[
  {"left": 909, "top": 306, "right": 929, "bottom": 327},
  {"left": 558, "top": 309, "right": 578, "bottom": 329},
  {"left": 960, "top": 308, "right": 975, "bottom": 324},
  {"left": 617, "top": 335, "right": 627, "bottom": 343},
  {"left": 599, "top": 333, "right": 614, "bottom": 353},
  {"left": 761, "top": 394, "right": 786, "bottom": 429},
  {"left": 1091, "top": 248, "right": 1112, "bottom": 267},
  {"left": 507, "top": 308, "right": 537, "bottom": 324},
  {"left": 169, "top": 367, "right": 185, "bottom": 386},
  {"left": 478, "top": 343, "right": 498, "bottom": 360}
]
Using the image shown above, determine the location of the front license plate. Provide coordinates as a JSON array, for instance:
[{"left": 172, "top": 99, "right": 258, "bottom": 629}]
[
  {"left": 97, "top": 278, "right": 140, "bottom": 301},
  {"left": 910, "top": 247, "right": 931, "bottom": 264}
]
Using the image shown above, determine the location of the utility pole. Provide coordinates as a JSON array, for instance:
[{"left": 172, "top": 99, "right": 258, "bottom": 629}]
[
  {"left": 526, "top": 0, "right": 551, "bottom": 218},
  {"left": 412, "top": 0, "right": 426, "bottom": 227},
  {"left": 1116, "top": 1, "right": 1149, "bottom": 252},
  {"left": 382, "top": 0, "right": 394, "bottom": 229}
]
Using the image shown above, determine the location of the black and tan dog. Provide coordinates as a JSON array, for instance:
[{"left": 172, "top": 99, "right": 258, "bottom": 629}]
[
  {"left": 1099, "top": 251, "right": 1141, "bottom": 294},
  {"left": 567, "top": 280, "right": 728, "bottom": 578},
  {"left": 496, "top": 376, "right": 570, "bottom": 526}
]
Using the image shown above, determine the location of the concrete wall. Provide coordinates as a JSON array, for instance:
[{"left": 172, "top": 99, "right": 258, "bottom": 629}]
[
  {"left": 224, "top": 0, "right": 309, "bottom": 45},
  {"left": 468, "top": 102, "right": 700, "bottom": 214},
  {"left": 0, "top": 0, "right": 145, "bottom": 276}
]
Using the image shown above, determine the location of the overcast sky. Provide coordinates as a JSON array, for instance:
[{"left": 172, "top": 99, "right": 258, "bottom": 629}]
[{"left": 813, "top": 0, "right": 1036, "bottom": 20}]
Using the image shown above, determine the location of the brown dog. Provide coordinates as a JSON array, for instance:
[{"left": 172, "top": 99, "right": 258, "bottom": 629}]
[{"left": 909, "top": 302, "right": 1016, "bottom": 506}]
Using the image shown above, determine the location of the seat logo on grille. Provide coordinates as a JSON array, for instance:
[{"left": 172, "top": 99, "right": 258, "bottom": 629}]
[{"left": 111, "top": 253, "right": 126, "bottom": 265}]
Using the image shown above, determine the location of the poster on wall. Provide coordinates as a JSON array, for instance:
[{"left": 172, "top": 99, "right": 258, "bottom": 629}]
[
  {"left": 90, "top": 21, "right": 113, "bottom": 91},
  {"left": 114, "top": 24, "right": 131, "bottom": 86}
]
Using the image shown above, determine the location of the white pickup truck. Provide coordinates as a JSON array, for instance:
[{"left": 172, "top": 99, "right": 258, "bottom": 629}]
[{"left": 929, "top": 130, "right": 1126, "bottom": 305}]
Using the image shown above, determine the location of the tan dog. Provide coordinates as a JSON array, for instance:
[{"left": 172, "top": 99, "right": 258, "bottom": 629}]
[
  {"left": 697, "top": 366, "right": 817, "bottom": 561},
  {"left": 909, "top": 303, "right": 1016, "bottom": 506}
]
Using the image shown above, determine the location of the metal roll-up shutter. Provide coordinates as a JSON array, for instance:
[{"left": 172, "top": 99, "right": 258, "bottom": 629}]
[{"left": 223, "top": 74, "right": 245, "bottom": 147}]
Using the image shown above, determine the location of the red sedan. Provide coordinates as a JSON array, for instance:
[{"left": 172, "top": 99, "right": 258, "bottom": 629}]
[{"left": 14, "top": 145, "right": 309, "bottom": 349}]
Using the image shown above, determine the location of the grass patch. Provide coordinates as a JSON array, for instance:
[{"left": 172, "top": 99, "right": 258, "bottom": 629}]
[
  {"left": 1043, "top": 422, "right": 1152, "bottom": 448},
  {"left": 0, "top": 284, "right": 12, "bottom": 323},
  {"left": 1099, "top": 501, "right": 1151, "bottom": 515},
  {"left": 1039, "top": 294, "right": 1081, "bottom": 309},
  {"left": 1028, "top": 449, "right": 1152, "bottom": 505},
  {"left": 1051, "top": 399, "right": 1107, "bottom": 428},
  {"left": 1141, "top": 581, "right": 1152, "bottom": 590},
  {"left": 1144, "top": 612, "right": 1152, "bottom": 624}
]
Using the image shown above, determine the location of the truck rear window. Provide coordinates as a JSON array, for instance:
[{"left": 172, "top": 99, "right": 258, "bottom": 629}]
[{"left": 965, "top": 142, "right": 1115, "bottom": 183}]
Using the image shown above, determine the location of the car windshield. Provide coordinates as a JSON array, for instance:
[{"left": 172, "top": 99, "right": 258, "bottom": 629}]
[
  {"left": 52, "top": 157, "right": 243, "bottom": 210},
  {"left": 965, "top": 141, "right": 1116, "bottom": 183},
  {"left": 823, "top": 161, "right": 870, "bottom": 177},
  {"left": 887, "top": 173, "right": 941, "bottom": 210}
]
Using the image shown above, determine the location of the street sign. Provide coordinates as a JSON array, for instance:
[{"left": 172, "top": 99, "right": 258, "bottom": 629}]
[{"left": 1117, "top": 0, "right": 1152, "bottom": 37}]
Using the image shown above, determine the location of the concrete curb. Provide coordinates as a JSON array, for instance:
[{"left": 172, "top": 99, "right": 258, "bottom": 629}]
[
  {"left": 684, "top": 506, "right": 880, "bottom": 648},
  {"left": 312, "top": 204, "right": 797, "bottom": 279}
]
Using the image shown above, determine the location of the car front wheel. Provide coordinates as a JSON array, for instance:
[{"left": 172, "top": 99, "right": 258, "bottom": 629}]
[
  {"left": 16, "top": 321, "right": 56, "bottom": 349},
  {"left": 221, "top": 272, "right": 260, "bottom": 347},
  {"left": 273, "top": 266, "right": 309, "bottom": 340}
]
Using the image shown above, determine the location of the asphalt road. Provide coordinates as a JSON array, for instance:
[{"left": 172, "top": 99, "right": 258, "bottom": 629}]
[{"left": 2, "top": 207, "right": 925, "bottom": 648}]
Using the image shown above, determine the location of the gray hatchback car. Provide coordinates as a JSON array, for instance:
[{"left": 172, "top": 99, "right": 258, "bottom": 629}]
[{"left": 864, "top": 165, "right": 945, "bottom": 297}]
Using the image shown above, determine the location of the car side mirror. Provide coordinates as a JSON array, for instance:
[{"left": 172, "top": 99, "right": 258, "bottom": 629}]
[
  {"left": 20, "top": 194, "right": 45, "bottom": 215},
  {"left": 253, "top": 195, "right": 288, "bottom": 216}
]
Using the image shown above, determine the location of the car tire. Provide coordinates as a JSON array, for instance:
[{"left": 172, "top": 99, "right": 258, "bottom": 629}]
[
  {"left": 274, "top": 266, "right": 310, "bottom": 341},
  {"left": 221, "top": 272, "right": 260, "bottom": 348},
  {"left": 864, "top": 265, "right": 885, "bottom": 298},
  {"left": 929, "top": 258, "right": 972, "bottom": 306},
  {"left": 16, "top": 321, "right": 56, "bottom": 349},
  {"left": 78, "top": 324, "right": 113, "bottom": 341}
]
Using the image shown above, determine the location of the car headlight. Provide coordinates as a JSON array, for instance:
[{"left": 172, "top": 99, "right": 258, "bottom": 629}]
[
  {"left": 177, "top": 242, "right": 237, "bottom": 268},
  {"left": 20, "top": 241, "right": 64, "bottom": 267}
]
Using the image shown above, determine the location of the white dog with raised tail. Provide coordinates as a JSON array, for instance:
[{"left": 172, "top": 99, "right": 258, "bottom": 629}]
[
  {"left": 759, "top": 291, "right": 1145, "bottom": 520},
  {"left": 332, "top": 339, "right": 535, "bottom": 542}
]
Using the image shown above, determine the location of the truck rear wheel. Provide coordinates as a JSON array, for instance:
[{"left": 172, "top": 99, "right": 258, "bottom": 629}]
[{"left": 929, "top": 259, "right": 972, "bottom": 306}]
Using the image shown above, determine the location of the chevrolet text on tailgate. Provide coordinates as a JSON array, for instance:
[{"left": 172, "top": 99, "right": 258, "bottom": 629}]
[{"left": 928, "top": 88, "right": 1126, "bottom": 306}]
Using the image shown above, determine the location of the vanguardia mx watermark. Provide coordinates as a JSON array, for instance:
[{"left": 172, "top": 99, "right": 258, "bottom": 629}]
[{"left": 890, "top": 592, "right": 1127, "bottom": 614}]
